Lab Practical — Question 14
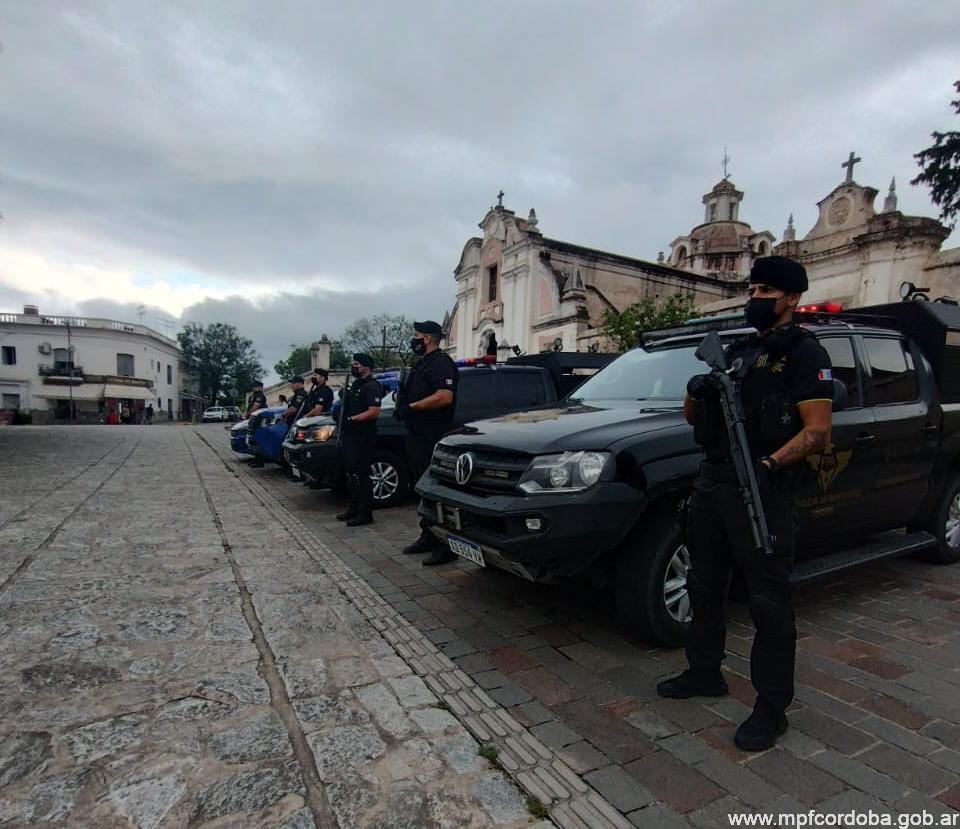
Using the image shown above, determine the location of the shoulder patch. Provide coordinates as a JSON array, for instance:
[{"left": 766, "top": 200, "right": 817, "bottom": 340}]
[{"left": 818, "top": 369, "right": 833, "bottom": 381}]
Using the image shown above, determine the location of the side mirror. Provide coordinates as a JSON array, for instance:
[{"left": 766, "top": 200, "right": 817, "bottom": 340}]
[{"left": 831, "top": 378, "right": 848, "bottom": 412}]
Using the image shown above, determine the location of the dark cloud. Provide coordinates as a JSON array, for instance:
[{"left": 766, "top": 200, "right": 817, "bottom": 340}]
[{"left": 2, "top": 0, "right": 958, "bottom": 374}]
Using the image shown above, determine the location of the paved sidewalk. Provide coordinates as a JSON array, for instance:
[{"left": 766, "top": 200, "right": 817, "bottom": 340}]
[
  {"left": 228, "top": 428, "right": 960, "bottom": 828},
  {"left": 0, "top": 427, "right": 537, "bottom": 827}
]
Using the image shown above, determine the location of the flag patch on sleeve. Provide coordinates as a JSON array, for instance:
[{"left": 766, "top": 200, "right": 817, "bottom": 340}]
[{"left": 819, "top": 369, "right": 833, "bottom": 381}]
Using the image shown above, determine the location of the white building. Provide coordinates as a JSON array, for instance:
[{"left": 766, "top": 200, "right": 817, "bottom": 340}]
[{"left": 0, "top": 305, "right": 183, "bottom": 423}]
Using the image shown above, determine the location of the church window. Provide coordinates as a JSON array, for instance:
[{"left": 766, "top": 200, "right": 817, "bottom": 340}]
[
  {"left": 675, "top": 245, "right": 687, "bottom": 263},
  {"left": 487, "top": 265, "right": 498, "bottom": 303},
  {"left": 709, "top": 204, "right": 717, "bottom": 221},
  {"left": 728, "top": 203, "right": 736, "bottom": 220},
  {"left": 757, "top": 242, "right": 768, "bottom": 256}
]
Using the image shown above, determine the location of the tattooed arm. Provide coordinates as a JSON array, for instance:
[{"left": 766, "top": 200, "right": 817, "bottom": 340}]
[{"left": 769, "top": 400, "right": 832, "bottom": 468}]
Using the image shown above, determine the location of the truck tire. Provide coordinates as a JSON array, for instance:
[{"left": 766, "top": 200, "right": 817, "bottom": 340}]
[
  {"left": 369, "top": 450, "right": 410, "bottom": 509},
  {"left": 614, "top": 509, "right": 690, "bottom": 648},
  {"left": 923, "top": 474, "right": 960, "bottom": 564}
]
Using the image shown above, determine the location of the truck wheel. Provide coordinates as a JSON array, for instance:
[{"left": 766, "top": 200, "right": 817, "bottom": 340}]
[
  {"left": 614, "top": 511, "right": 690, "bottom": 648},
  {"left": 369, "top": 451, "right": 409, "bottom": 509},
  {"left": 924, "top": 474, "right": 960, "bottom": 564}
]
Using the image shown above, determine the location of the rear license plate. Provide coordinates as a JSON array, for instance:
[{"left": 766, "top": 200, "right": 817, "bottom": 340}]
[
  {"left": 291, "top": 466, "right": 301, "bottom": 479},
  {"left": 447, "top": 534, "right": 485, "bottom": 567}
]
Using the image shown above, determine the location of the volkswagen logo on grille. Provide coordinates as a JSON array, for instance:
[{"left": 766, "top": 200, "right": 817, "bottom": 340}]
[{"left": 455, "top": 452, "right": 475, "bottom": 485}]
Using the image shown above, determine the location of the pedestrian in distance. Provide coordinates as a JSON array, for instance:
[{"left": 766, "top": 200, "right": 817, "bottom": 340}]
[
  {"left": 398, "top": 320, "right": 459, "bottom": 565},
  {"left": 145, "top": 404, "right": 154, "bottom": 425},
  {"left": 657, "top": 255, "right": 834, "bottom": 752},
  {"left": 337, "top": 353, "right": 382, "bottom": 527}
]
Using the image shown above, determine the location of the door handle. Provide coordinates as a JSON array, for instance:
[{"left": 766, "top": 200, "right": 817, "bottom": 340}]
[
  {"left": 920, "top": 424, "right": 938, "bottom": 437},
  {"left": 855, "top": 433, "right": 877, "bottom": 447}
]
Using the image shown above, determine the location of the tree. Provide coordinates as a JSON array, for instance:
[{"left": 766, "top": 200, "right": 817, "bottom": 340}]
[
  {"left": 178, "top": 322, "right": 264, "bottom": 406},
  {"left": 912, "top": 80, "right": 960, "bottom": 230},
  {"left": 599, "top": 293, "right": 697, "bottom": 352},
  {"left": 341, "top": 314, "right": 415, "bottom": 368},
  {"left": 328, "top": 340, "right": 352, "bottom": 369},
  {"left": 274, "top": 345, "right": 312, "bottom": 381}
]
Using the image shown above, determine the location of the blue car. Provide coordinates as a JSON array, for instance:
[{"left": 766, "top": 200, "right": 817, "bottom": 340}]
[
  {"left": 230, "top": 418, "right": 254, "bottom": 455},
  {"left": 247, "top": 406, "right": 290, "bottom": 464}
]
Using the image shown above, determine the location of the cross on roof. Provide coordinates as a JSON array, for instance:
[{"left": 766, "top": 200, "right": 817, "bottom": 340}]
[
  {"left": 497, "top": 190, "right": 504, "bottom": 208},
  {"left": 841, "top": 151, "right": 861, "bottom": 183},
  {"left": 722, "top": 147, "right": 730, "bottom": 180}
]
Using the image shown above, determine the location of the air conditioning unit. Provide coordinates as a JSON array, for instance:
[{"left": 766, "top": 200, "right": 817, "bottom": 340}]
[{"left": 38, "top": 342, "right": 52, "bottom": 355}]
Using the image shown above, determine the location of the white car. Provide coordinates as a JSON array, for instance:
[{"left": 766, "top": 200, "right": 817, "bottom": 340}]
[{"left": 202, "top": 406, "right": 230, "bottom": 422}]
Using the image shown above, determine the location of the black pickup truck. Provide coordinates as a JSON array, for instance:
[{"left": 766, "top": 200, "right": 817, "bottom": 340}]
[
  {"left": 283, "top": 354, "right": 614, "bottom": 508},
  {"left": 415, "top": 301, "right": 960, "bottom": 646}
]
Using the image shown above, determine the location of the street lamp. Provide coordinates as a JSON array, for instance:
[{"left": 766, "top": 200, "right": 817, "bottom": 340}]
[{"left": 65, "top": 320, "right": 74, "bottom": 423}]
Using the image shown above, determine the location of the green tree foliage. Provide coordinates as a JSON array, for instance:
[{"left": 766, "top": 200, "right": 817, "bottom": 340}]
[
  {"left": 600, "top": 293, "right": 697, "bottom": 352},
  {"left": 274, "top": 345, "right": 312, "bottom": 381},
  {"left": 177, "top": 322, "right": 264, "bottom": 406},
  {"left": 912, "top": 80, "right": 960, "bottom": 229},
  {"left": 341, "top": 313, "right": 415, "bottom": 368},
  {"left": 328, "top": 340, "right": 352, "bottom": 369}
]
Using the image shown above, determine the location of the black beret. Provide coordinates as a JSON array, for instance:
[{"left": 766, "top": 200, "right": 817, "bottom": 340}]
[
  {"left": 353, "top": 353, "right": 375, "bottom": 368},
  {"left": 749, "top": 256, "right": 808, "bottom": 294},
  {"left": 414, "top": 320, "right": 443, "bottom": 338},
  {"left": 290, "top": 375, "right": 305, "bottom": 385},
  {"left": 313, "top": 367, "right": 328, "bottom": 378}
]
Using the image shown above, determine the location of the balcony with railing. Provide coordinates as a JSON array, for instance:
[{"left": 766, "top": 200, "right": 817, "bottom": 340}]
[
  {"left": 38, "top": 362, "right": 84, "bottom": 379},
  {"left": 1, "top": 311, "right": 177, "bottom": 346}
]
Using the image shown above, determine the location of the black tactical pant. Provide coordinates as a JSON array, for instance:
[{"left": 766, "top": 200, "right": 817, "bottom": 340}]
[
  {"left": 342, "top": 432, "right": 375, "bottom": 517},
  {"left": 685, "top": 461, "right": 798, "bottom": 715},
  {"left": 406, "top": 423, "right": 448, "bottom": 544}
]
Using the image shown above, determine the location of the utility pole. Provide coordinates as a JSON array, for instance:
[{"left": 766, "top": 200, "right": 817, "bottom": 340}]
[
  {"left": 65, "top": 320, "right": 74, "bottom": 423},
  {"left": 381, "top": 325, "right": 388, "bottom": 370}
]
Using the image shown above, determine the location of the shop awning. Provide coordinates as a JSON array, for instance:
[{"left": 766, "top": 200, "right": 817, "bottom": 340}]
[
  {"left": 41, "top": 383, "right": 104, "bottom": 401},
  {"left": 103, "top": 384, "right": 157, "bottom": 401}
]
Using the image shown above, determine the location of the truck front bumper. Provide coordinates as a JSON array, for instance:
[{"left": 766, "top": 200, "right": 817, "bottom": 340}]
[
  {"left": 282, "top": 440, "right": 342, "bottom": 485},
  {"left": 415, "top": 478, "right": 644, "bottom": 582}
]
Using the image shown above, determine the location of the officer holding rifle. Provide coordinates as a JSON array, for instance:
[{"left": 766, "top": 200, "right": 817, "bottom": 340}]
[{"left": 657, "top": 256, "right": 834, "bottom": 751}]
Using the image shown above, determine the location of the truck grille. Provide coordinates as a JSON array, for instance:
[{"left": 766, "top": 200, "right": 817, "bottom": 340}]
[{"left": 431, "top": 444, "right": 530, "bottom": 493}]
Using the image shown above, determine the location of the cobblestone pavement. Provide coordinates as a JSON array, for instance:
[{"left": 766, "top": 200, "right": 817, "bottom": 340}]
[
  {"left": 220, "top": 427, "right": 960, "bottom": 828},
  {"left": 0, "top": 426, "right": 543, "bottom": 828}
]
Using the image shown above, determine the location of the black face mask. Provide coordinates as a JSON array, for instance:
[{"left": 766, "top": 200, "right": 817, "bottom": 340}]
[
  {"left": 745, "top": 297, "right": 781, "bottom": 331},
  {"left": 410, "top": 337, "right": 426, "bottom": 355},
  {"left": 350, "top": 367, "right": 361, "bottom": 379}
]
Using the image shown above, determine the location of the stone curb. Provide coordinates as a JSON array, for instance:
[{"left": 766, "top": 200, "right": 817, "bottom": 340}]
[{"left": 221, "top": 447, "right": 632, "bottom": 829}]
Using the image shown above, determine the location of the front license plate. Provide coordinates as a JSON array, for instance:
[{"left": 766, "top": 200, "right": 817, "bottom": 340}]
[
  {"left": 447, "top": 534, "right": 485, "bottom": 567},
  {"left": 291, "top": 466, "right": 301, "bottom": 479}
]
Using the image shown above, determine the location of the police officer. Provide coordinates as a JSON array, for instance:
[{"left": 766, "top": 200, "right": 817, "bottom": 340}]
[
  {"left": 657, "top": 256, "right": 833, "bottom": 752},
  {"left": 337, "top": 353, "right": 382, "bottom": 527},
  {"left": 284, "top": 376, "right": 309, "bottom": 425},
  {"left": 399, "top": 320, "right": 459, "bottom": 565},
  {"left": 304, "top": 368, "right": 334, "bottom": 417},
  {"left": 246, "top": 381, "right": 267, "bottom": 418}
]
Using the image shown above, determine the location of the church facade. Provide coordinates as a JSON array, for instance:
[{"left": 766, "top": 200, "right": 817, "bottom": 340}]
[
  {"left": 444, "top": 196, "right": 738, "bottom": 360},
  {"left": 688, "top": 153, "right": 957, "bottom": 315}
]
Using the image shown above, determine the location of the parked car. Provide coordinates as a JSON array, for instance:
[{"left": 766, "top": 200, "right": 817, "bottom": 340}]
[
  {"left": 282, "top": 356, "right": 613, "bottom": 508},
  {"left": 414, "top": 300, "right": 960, "bottom": 646},
  {"left": 224, "top": 406, "right": 243, "bottom": 421},
  {"left": 202, "top": 406, "right": 232, "bottom": 422},
  {"left": 246, "top": 406, "right": 291, "bottom": 465}
]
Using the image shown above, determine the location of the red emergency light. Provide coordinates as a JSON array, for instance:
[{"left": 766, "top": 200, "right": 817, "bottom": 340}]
[
  {"left": 455, "top": 355, "right": 497, "bottom": 367},
  {"left": 797, "top": 302, "right": 843, "bottom": 314}
]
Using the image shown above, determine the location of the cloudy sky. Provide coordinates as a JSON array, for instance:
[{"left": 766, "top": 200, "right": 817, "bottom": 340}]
[{"left": 1, "top": 1, "right": 957, "bottom": 377}]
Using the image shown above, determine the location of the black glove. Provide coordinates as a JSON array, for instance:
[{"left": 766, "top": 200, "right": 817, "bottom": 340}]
[{"left": 687, "top": 373, "right": 722, "bottom": 401}]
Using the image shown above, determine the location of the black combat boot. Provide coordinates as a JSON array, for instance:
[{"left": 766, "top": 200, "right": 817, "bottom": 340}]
[
  {"left": 402, "top": 535, "right": 438, "bottom": 555},
  {"left": 734, "top": 701, "right": 788, "bottom": 752},
  {"left": 336, "top": 508, "right": 357, "bottom": 521},
  {"left": 346, "top": 513, "right": 374, "bottom": 527},
  {"left": 656, "top": 670, "right": 729, "bottom": 699}
]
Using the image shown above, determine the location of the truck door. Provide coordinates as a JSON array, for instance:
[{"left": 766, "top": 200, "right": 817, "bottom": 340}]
[
  {"left": 859, "top": 335, "right": 937, "bottom": 528},
  {"left": 796, "top": 334, "right": 877, "bottom": 550}
]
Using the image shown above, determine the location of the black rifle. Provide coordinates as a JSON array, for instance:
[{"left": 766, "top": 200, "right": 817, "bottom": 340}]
[
  {"left": 695, "top": 332, "right": 775, "bottom": 557},
  {"left": 394, "top": 366, "right": 410, "bottom": 421}
]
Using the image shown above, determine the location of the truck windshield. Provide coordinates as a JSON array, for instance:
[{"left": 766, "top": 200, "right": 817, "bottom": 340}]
[{"left": 571, "top": 344, "right": 701, "bottom": 401}]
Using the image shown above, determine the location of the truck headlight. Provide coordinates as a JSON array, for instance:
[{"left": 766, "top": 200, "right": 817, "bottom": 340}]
[
  {"left": 305, "top": 424, "right": 336, "bottom": 443},
  {"left": 518, "top": 451, "right": 612, "bottom": 494}
]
